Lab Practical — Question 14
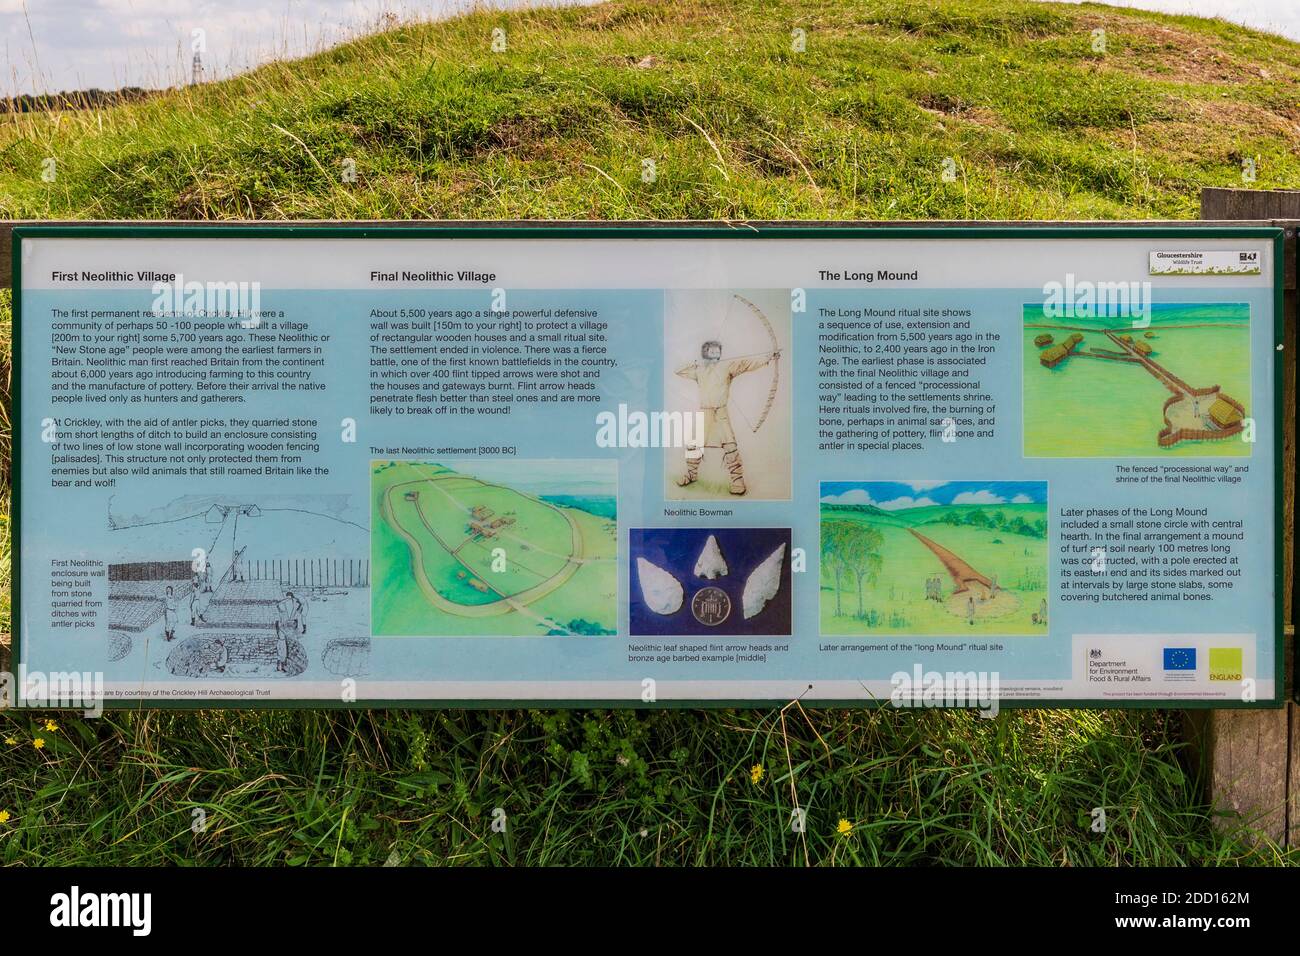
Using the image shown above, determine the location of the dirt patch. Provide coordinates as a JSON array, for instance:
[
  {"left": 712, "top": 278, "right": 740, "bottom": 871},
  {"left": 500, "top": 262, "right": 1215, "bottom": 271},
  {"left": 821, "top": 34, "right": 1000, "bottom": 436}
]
[
  {"left": 913, "top": 94, "right": 1008, "bottom": 132},
  {"left": 1112, "top": 98, "right": 1300, "bottom": 163},
  {"left": 1078, "top": 12, "right": 1279, "bottom": 86},
  {"left": 946, "top": 588, "right": 1020, "bottom": 621},
  {"left": 915, "top": 91, "right": 972, "bottom": 116},
  {"left": 1190, "top": 96, "right": 1300, "bottom": 142}
]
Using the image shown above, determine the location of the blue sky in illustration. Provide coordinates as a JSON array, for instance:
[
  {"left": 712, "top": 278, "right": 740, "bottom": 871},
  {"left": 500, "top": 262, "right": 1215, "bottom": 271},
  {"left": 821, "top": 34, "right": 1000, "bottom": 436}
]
[{"left": 820, "top": 480, "right": 1048, "bottom": 511}]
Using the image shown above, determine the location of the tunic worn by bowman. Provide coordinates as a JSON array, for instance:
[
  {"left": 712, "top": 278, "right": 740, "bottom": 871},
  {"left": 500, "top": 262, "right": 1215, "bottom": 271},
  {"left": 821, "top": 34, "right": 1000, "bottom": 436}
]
[{"left": 675, "top": 351, "right": 775, "bottom": 495}]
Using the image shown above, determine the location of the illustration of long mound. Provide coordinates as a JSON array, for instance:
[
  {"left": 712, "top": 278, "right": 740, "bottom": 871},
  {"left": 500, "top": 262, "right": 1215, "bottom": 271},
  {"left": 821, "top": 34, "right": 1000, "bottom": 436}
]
[
  {"left": 908, "top": 529, "right": 992, "bottom": 597},
  {"left": 908, "top": 528, "right": 1020, "bottom": 620}
]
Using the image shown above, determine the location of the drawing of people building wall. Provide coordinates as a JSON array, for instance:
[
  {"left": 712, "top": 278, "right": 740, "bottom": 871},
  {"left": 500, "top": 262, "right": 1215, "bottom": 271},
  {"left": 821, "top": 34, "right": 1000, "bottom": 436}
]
[{"left": 105, "top": 494, "right": 371, "bottom": 680}]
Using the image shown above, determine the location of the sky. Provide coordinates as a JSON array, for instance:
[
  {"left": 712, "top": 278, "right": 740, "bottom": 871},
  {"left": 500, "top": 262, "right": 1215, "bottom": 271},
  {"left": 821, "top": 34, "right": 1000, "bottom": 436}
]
[
  {"left": 0, "top": 0, "right": 595, "bottom": 96},
  {"left": 820, "top": 481, "right": 1048, "bottom": 511},
  {"left": 2, "top": 0, "right": 1297, "bottom": 97},
  {"left": 1050, "top": 0, "right": 1300, "bottom": 44}
]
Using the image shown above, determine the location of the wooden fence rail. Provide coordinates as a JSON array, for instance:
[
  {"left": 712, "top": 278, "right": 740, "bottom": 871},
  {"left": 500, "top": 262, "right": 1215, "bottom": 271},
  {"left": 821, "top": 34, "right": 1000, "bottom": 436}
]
[{"left": 237, "top": 557, "right": 370, "bottom": 589}]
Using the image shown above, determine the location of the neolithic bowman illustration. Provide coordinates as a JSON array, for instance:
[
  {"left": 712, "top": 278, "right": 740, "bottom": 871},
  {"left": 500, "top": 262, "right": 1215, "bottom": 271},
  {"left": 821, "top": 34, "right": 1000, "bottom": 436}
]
[{"left": 664, "top": 290, "right": 793, "bottom": 501}]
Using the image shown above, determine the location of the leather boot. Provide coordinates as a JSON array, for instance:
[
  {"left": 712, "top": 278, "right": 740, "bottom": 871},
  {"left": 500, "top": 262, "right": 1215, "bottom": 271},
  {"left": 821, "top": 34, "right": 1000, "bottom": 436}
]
[
  {"left": 676, "top": 452, "right": 700, "bottom": 487},
  {"left": 722, "top": 442, "right": 746, "bottom": 494}
]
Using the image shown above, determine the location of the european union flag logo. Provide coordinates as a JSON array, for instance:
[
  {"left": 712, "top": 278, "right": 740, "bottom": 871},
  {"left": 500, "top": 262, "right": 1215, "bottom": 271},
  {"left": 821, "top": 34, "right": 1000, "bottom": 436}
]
[{"left": 1163, "top": 648, "right": 1196, "bottom": 671}]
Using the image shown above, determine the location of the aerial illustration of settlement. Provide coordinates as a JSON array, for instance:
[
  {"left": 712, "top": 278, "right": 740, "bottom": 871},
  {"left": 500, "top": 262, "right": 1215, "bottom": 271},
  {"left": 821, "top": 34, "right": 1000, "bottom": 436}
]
[{"left": 1024, "top": 303, "right": 1250, "bottom": 457}]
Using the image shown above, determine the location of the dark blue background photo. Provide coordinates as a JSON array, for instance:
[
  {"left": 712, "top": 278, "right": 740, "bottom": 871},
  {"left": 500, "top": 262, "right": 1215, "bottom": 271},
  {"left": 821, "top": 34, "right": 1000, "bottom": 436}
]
[{"left": 629, "top": 528, "right": 792, "bottom": 637}]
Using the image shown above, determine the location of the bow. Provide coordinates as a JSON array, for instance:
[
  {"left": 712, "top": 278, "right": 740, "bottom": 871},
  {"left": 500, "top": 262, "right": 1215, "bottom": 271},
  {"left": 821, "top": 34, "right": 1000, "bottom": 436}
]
[{"left": 728, "top": 293, "right": 781, "bottom": 434}]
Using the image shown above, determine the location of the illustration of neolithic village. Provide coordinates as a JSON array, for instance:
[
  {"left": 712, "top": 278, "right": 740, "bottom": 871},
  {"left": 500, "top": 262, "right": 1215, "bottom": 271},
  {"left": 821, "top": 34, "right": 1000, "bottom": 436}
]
[
  {"left": 820, "top": 481, "right": 1048, "bottom": 637},
  {"left": 1023, "top": 302, "right": 1251, "bottom": 457},
  {"left": 106, "top": 493, "right": 370, "bottom": 679},
  {"left": 372, "top": 459, "right": 618, "bottom": 637}
]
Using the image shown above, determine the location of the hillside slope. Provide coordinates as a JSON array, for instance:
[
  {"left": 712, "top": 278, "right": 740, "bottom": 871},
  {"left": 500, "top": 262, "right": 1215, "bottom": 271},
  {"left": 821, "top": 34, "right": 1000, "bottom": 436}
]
[{"left": 1, "top": 0, "right": 1298, "bottom": 221}]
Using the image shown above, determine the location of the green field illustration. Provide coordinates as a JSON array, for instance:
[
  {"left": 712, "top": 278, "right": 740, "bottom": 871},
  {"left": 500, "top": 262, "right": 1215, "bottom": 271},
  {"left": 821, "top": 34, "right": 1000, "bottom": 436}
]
[
  {"left": 372, "top": 460, "right": 618, "bottom": 636},
  {"left": 1023, "top": 302, "right": 1251, "bottom": 458},
  {"left": 820, "top": 481, "right": 1048, "bottom": 637}
]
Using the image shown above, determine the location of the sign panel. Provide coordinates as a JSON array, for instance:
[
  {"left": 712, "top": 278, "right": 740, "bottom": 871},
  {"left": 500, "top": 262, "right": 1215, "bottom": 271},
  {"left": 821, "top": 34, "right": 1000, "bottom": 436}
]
[{"left": 11, "top": 225, "right": 1285, "bottom": 709}]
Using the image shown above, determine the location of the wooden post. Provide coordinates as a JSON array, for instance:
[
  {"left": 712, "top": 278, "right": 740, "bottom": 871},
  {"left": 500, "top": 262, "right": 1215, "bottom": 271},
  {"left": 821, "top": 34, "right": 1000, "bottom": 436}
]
[{"left": 1185, "top": 188, "right": 1298, "bottom": 847}]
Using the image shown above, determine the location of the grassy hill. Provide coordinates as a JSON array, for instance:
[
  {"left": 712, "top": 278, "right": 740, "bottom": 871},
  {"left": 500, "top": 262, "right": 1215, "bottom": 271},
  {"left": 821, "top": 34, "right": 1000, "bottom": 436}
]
[
  {"left": 1, "top": 0, "right": 1298, "bottom": 220},
  {"left": 0, "top": 0, "right": 1297, "bottom": 865}
]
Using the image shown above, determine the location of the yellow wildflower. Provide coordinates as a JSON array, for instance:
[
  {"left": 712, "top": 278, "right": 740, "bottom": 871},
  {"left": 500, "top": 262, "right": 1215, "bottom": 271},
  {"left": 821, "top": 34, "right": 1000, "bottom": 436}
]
[
  {"left": 3, "top": 737, "right": 16, "bottom": 746},
  {"left": 837, "top": 818, "right": 853, "bottom": 836},
  {"left": 33, "top": 738, "right": 45, "bottom": 750},
  {"left": 44, "top": 719, "right": 59, "bottom": 732},
  {"left": 0, "top": 810, "right": 9, "bottom": 824},
  {"left": 749, "top": 764, "right": 764, "bottom": 785}
]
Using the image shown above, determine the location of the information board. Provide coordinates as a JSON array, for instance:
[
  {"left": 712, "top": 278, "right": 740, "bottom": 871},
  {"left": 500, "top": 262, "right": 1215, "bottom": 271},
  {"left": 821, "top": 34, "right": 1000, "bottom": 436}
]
[{"left": 11, "top": 224, "right": 1285, "bottom": 709}]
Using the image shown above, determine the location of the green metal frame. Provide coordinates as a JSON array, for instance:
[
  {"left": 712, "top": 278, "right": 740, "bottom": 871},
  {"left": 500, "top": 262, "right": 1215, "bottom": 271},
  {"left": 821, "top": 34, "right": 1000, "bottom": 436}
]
[{"left": 9, "top": 221, "right": 1288, "bottom": 710}]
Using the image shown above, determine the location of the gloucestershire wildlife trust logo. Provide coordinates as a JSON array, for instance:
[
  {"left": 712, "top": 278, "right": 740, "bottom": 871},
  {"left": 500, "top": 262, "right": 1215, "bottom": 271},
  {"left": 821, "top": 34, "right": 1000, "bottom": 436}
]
[
  {"left": 50, "top": 886, "right": 151, "bottom": 936},
  {"left": 1149, "top": 249, "right": 1262, "bottom": 276},
  {"left": 1208, "top": 647, "right": 1243, "bottom": 682},
  {"left": 1042, "top": 273, "right": 1152, "bottom": 327},
  {"left": 0, "top": 667, "right": 104, "bottom": 717}
]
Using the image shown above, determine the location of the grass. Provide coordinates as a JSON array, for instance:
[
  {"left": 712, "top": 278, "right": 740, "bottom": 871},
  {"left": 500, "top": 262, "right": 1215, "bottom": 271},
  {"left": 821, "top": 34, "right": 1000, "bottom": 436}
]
[
  {"left": 2, "top": 0, "right": 1299, "bottom": 220},
  {"left": 1, "top": 0, "right": 1297, "bottom": 864},
  {"left": 0, "top": 705, "right": 1290, "bottom": 865}
]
